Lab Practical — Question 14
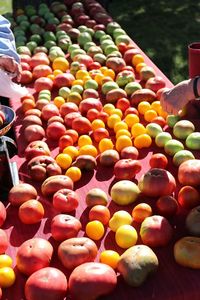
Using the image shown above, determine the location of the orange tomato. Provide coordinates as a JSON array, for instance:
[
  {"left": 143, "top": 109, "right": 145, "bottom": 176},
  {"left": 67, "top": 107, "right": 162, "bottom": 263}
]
[
  {"left": 18, "top": 200, "right": 44, "bottom": 224},
  {"left": 134, "top": 134, "right": 152, "bottom": 149},
  {"left": 132, "top": 203, "right": 152, "bottom": 223},
  {"left": 89, "top": 205, "right": 111, "bottom": 225}
]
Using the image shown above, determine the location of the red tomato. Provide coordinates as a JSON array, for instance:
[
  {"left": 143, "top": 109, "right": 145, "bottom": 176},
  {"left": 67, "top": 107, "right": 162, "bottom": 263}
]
[
  {"left": 116, "top": 97, "right": 130, "bottom": 112},
  {"left": 149, "top": 153, "right": 168, "bottom": 169},
  {"left": 156, "top": 195, "right": 178, "bottom": 217},
  {"left": 178, "top": 186, "right": 200, "bottom": 210}
]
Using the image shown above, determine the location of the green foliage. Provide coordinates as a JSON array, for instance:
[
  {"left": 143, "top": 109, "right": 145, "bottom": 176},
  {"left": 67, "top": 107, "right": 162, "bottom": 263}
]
[{"left": 109, "top": 0, "right": 200, "bottom": 84}]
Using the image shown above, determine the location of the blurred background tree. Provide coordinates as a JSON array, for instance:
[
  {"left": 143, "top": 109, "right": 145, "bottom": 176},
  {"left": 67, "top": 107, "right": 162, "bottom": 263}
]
[{"left": 109, "top": 0, "right": 200, "bottom": 84}]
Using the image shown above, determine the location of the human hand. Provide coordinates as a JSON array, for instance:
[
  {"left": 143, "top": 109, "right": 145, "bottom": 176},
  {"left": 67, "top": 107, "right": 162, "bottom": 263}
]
[
  {"left": 160, "top": 80, "right": 193, "bottom": 115},
  {"left": 0, "top": 56, "right": 22, "bottom": 81}
]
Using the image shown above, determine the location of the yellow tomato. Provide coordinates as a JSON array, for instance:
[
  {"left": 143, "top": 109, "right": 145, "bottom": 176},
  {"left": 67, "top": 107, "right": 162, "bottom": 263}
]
[
  {"left": 114, "top": 121, "right": 128, "bottom": 133},
  {"left": 107, "top": 114, "right": 121, "bottom": 129},
  {"left": 138, "top": 101, "right": 151, "bottom": 115},
  {"left": 0, "top": 267, "right": 16, "bottom": 288},
  {"left": 100, "top": 250, "right": 120, "bottom": 269},
  {"left": 144, "top": 109, "right": 158, "bottom": 122},
  {"left": 104, "top": 69, "right": 115, "bottom": 80},
  {"left": 124, "top": 114, "right": 140, "bottom": 127},
  {"left": 0, "top": 255, "right": 12, "bottom": 268},
  {"left": 99, "top": 138, "right": 114, "bottom": 153},
  {"left": 135, "top": 62, "right": 147, "bottom": 73},
  {"left": 112, "top": 108, "right": 123, "bottom": 118},
  {"left": 91, "top": 119, "right": 105, "bottom": 131},
  {"left": 65, "top": 166, "right": 81, "bottom": 182},
  {"left": 132, "top": 54, "right": 145, "bottom": 66},
  {"left": 76, "top": 70, "right": 89, "bottom": 80},
  {"left": 131, "top": 123, "right": 146, "bottom": 138},
  {"left": 116, "top": 135, "right": 132, "bottom": 152},
  {"left": 53, "top": 96, "right": 65, "bottom": 108},
  {"left": 52, "top": 57, "right": 69, "bottom": 72},
  {"left": 86, "top": 220, "right": 105, "bottom": 240},
  {"left": 116, "top": 129, "right": 131, "bottom": 139},
  {"left": 103, "top": 103, "right": 115, "bottom": 115},
  {"left": 115, "top": 225, "right": 138, "bottom": 249},
  {"left": 79, "top": 145, "right": 98, "bottom": 157},
  {"left": 63, "top": 146, "right": 79, "bottom": 160},
  {"left": 55, "top": 153, "right": 72, "bottom": 169},
  {"left": 151, "top": 100, "right": 161, "bottom": 113},
  {"left": 134, "top": 134, "right": 152, "bottom": 149},
  {"left": 78, "top": 135, "right": 92, "bottom": 147}
]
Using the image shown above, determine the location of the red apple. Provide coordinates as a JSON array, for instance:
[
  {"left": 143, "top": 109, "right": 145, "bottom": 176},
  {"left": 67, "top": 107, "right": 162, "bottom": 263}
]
[
  {"left": 149, "top": 153, "right": 168, "bottom": 169},
  {"left": 82, "top": 88, "right": 99, "bottom": 99},
  {"left": 58, "top": 134, "right": 74, "bottom": 151},
  {"left": 16, "top": 238, "right": 53, "bottom": 275},
  {"left": 123, "top": 48, "right": 140, "bottom": 65},
  {"left": 25, "top": 267, "right": 68, "bottom": 300},
  {"left": 20, "top": 70, "right": 33, "bottom": 84}
]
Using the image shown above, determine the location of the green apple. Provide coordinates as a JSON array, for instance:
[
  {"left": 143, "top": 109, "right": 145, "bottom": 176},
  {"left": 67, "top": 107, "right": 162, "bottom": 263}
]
[
  {"left": 83, "top": 42, "right": 96, "bottom": 52},
  {"left": 155, "top": 132, "right": 172, "bottom": 147},
  {"left": 78, "top": 25, "right": 87, "bottom": 32},
  {"left": 113, "top": 28, "right": 126, "bottom": 39},
  {"left": 100, "top": 40, "right": 115, "bottom": 51},
  {"left": 44, "top": 40, "right": 57, "bottom": 50},
  {"left": 164, "top": 139, "right": 184, "bottom": 156},
  {"left": 93, "top": 53, "right": 106, "bottom": 65},
  {"left": 71, "top": 85, "right": 83, "bottom": 94},
  {"left": 104, "top": 44, "right": 119, "bottom": 56},
  {"left": 186, "top": 132, "right": 200, "bottom": 150},
  {"left": 94, "top": 30, "right": 105, "bottom": 40},
  {"left": 100, "top": 34, "right": 113, "bottom": 43},
  {"left": 33, "top": 46, "right": 48, "bottom": 54},
  {"left": 26, "top": 41, "right": 38, "bottom": 52},
  {"left": 70, "top": 49, "right": 86, "bottom": 60},
  {"left": 173, "top": 150, "right": 195, "bottom": 166},
  {"left": 146, "top": 123, "right": 163, "bottom": 138},
  {"left": 115, "top": 34, "right": 131, "bottom": 46},
  {"left": 30, "top": 34, "right": 42, "bottom": 44},
  {"left": 68, "top": 44, "right": 80, "bottom": 55}
]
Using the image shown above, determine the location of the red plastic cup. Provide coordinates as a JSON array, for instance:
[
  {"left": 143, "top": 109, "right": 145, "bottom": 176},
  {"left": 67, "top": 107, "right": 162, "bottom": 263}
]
[{"left": 188, "top": 42, "right": 200, "bottom": 78}]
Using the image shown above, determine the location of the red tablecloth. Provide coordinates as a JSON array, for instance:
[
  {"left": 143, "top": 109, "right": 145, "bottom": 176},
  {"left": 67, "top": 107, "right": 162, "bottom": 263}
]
[{"left": 3, "top": 40, "right": 200, "bottom": 300}]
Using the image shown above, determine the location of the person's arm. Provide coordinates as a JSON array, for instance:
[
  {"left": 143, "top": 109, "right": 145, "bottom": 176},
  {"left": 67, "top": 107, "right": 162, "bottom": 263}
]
[
  {"left": 160, "top": 78, "right": 200, "bottom": 115},
  {"left": 0, "top": 15, "right": 21, "bottom": 80}
]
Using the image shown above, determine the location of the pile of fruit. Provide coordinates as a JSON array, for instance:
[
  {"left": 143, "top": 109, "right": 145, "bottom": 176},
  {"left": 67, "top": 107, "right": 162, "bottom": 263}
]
[{"left": 1, "top": 0, "right": 200, "bottom": 299}]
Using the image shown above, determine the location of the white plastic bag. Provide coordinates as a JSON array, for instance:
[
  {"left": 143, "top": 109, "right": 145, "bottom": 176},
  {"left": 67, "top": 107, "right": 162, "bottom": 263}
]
[{"left": 0, "top": 69, "right": 28, "bottom": 99}]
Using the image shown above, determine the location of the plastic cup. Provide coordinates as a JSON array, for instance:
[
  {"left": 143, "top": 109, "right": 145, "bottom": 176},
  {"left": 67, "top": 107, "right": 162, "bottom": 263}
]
[{"left": 188, "top": 42, "right": 200, "bottom": 78}]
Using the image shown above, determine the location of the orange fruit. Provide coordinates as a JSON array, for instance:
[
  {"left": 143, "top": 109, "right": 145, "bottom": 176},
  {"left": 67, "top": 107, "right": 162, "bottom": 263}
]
[
  {"left": 53, "top": 69, "right": 63, "bottom": 76},
  {"left": 112, "top": 108, "right": 123, "bottom": 118},
  {"left": 103, "top": 103, "right": 115, "bottom": 115},
  {"left": 19, "top": 200, "right": 44, "bottom": 224},
  {"left": 151, "top": 100, "right": 161, "bottom": 113},
  {"left": 115, "top": 225, "right": 138, "bottom": 249},
  {"left": 72, "top": 79, "right": 84, "bottom": 86},
  {"left": 94, "top": 73, "right": 105, "bottom": 85},
  {"left": 104, "top": 69, "right": 115, "bottom": 80},
  {"left": 52, "top": 57, "right": 69, "bottom": 72}
]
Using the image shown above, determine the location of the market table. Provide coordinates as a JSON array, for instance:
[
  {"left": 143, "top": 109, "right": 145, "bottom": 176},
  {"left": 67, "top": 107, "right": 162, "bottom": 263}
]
[{"left": 2, "top": 2, "right": 200, "bottom": 299}]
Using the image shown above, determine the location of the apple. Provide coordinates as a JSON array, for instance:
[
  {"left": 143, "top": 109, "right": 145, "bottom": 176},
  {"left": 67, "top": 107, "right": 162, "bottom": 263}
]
[
  {"left": 138, "top": 168, "right": 176, "bottom": 197},
  {"left": 16, "top": 238, "right": 53, "bottom": 275},
  {"left": 116, "top": 70, "right": 135, "bottom": 87},
  {"left": 72, "top": 155, "right": 97, "bottom": 170},
  {"left": 0, "top": 229, "right": 8, "bottom": 254},
  {"left": 173, "top": 120, "right": 195, "bottom": 139},
  {"left": 51, "top": 214, "right": 82, "bottom": 241},
  {"left": 25, "top": 140, "right": 51, "bottom": 160},
  {"left": 28, "top": 155, "right": 62, "bottom": 182},
  {"left": 186, "top": 132, "right": 200, "bottom": 150},
  {"left": 58, "top": 237, "right": 98, "bottom": 269},
  {"left": 114, "top": 159, "right": 142, "bottom": 180},
  {"left": 8, "top": 183, "right": 37, "bottom": 206},
  {"left": 173, "top": 150, "right": 195, "bottom": 166},
  {"left": 111, "top": 180, "right": 140, "bottom": 205},
  {"left": 64, "top": 112, "right": 81, "bottom": 128},
  {"left": 58, "top": 87, "right": 71, "bottom": 99},
  {"left": 52, "top": 189, "right": 79, "bottom": 212},
  {"left": 145, "top": 76, "right": 166, "bottom": 93},
  {"left": 164, "top": 139, "right": 184, "bottom": 156},
  {"left": 68, "top": 262, "right": 117, "bottom": 300},
  {"left": 92, "top": 127, "right": 109, "bottom": 143},
  {"left": 151, "top": 116, "right": 166, "bottom": 128},
  {"left": 123, "top": 48, "right": 140, "bottom": 65},
  {"left": 32, "top": 65, "right": 52, "bottom": 79},
  {"left": 47, "top": 116, "right": 64, "bottom": 125},
  {"left": 140, "top": 215, "right": 173, "bottom": 247},
  {"left": 25, "top": 267, "right": 68, "bottom": 300},
  {"left": 155, "top": 132, "right": 172, "bottom": 147}
]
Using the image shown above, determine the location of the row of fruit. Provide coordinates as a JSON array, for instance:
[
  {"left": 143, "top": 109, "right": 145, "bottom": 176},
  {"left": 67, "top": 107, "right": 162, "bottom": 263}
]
[{"left": 1, "top": 0, "right": 200, "bottom": 300}]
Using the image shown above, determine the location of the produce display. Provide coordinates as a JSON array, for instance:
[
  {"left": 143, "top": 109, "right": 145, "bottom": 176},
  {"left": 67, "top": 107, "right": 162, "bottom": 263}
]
[{"left": 1, "top": 0, "right": 200, "bottom": 299}]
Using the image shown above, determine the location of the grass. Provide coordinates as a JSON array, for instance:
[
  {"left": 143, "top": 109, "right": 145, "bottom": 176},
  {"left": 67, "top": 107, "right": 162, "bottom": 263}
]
[{"left": 108, "top": 0, "right": 200, "bottom": 84}]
